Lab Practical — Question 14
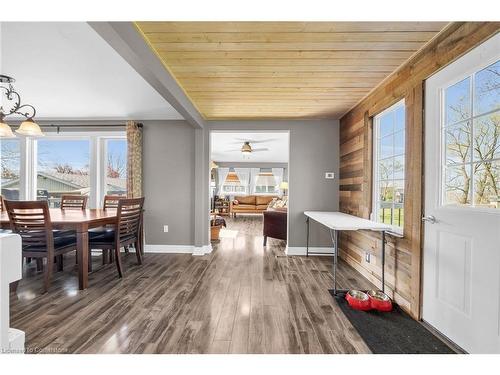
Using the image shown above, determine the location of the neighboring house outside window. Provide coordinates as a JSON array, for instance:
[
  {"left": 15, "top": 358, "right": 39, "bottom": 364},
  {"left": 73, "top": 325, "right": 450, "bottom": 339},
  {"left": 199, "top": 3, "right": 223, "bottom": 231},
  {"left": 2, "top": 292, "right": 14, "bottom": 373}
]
[{"left": 372, "top": 100, "right": 406, "bottom": 234}]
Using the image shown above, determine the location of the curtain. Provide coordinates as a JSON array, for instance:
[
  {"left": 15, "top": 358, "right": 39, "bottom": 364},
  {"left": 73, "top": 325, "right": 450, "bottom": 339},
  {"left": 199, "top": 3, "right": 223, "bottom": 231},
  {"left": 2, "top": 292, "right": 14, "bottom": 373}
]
[
  {"left": 126, "top": 121, "right": 143, "bottom": 198},
  {"left": 234, "top": 168, "right": 250, "bottom": 194},
  {"left": 217, "top": 168, "right": 230, "bottom": 196},
  {"left": 272, "top": 168, "right": 284, "bottom": 195},
  {"left": 249, "top": 168, "right": 260, "bottom": 194}
]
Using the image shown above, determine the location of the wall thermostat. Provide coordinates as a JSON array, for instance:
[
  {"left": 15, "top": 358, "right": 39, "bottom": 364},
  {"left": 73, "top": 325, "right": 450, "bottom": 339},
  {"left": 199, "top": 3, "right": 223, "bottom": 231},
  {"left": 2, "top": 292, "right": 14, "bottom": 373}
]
[{"left": 325, "top": 172, "right": 335, "bottom": 179}]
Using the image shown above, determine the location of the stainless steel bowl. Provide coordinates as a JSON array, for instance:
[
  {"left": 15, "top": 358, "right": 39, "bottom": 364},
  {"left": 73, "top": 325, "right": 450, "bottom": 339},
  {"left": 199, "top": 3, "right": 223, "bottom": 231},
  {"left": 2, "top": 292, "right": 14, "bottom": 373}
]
[
  {"left": 367, "top": 290, "right": 390, "bottom": 301},
  {"left": 347, "top": 290, "right": 369, "bottom": 301}
]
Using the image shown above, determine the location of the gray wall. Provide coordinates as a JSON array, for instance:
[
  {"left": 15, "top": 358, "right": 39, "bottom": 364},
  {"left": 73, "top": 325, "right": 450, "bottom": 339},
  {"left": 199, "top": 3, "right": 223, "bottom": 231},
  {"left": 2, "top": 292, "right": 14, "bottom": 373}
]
[
  {"left": 141, "top": 119, "right": 339, "bottom": 249},
  {"left": 207, "top": 120, "right": 339, "bottom": 248},
  {"left": 142, "top": 120, "right": 195, "bottom": 245}
]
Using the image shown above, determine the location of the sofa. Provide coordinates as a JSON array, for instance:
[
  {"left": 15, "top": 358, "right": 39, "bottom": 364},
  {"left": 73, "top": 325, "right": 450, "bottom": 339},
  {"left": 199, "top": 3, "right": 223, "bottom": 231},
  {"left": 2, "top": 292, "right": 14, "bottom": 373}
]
[{"left": 230, "top": 195, "right": 277, "bottom": 217}]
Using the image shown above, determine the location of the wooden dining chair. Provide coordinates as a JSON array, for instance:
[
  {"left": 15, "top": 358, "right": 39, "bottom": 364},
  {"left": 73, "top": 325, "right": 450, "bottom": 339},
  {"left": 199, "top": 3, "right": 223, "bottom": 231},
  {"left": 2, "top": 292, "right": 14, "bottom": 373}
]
[
  {"left": 103, "top": 195, "right": 123, "bottom": 209},
  {"left": 60, "top": 195, "right": 88, "bottom": 210},
  {"left": 4, "top": 200, "right": 77, "bottom": 292},
  {"left": 89, "top": 197, "right": 144, "bottom": 278},
  {"left": 88, "top": 195, "right": 125, "bottom": 267}
]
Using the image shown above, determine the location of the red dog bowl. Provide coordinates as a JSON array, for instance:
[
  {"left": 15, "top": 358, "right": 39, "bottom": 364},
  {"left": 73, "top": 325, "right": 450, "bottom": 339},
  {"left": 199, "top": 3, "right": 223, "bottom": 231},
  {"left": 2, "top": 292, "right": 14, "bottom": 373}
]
[
  {"left": 367, "top": 290, "right": 393, "bottom": 312},
  {"left": 345, "top": 290, "right": 371, "bottom": 311}
]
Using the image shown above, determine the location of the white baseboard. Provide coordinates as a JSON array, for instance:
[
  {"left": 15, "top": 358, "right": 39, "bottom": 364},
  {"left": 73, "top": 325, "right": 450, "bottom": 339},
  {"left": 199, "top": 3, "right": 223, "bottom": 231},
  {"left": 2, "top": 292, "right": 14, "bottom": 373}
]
[
  {"left": 144, "top": 244, "right": 213, "bottom": 256},
  {"left": 193, "top": 244, "right": 213, "bottom": 256},
  {"left": 285, "top": 246, "right": 334, "bottom": 256}
]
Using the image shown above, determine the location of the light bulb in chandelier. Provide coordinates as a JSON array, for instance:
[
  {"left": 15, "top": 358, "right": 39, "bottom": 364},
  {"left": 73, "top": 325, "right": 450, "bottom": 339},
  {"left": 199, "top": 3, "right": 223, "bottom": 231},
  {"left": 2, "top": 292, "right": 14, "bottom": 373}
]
[{"left": 15, "top": 118, "right": 44, "bottom": 137}]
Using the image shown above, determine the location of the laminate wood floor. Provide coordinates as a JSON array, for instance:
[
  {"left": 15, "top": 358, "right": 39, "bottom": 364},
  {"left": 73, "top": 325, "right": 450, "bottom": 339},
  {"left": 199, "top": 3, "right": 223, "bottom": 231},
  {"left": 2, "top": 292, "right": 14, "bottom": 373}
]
[{"left": 10, "top": 215, "right": 374, "bottom": 354}]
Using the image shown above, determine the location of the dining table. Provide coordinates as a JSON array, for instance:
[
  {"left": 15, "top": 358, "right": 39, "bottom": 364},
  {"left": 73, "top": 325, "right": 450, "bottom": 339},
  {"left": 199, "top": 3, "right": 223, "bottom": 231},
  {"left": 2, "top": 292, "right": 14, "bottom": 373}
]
[{"left": 0, "top": 208, "right": 119, "bottom": 290}]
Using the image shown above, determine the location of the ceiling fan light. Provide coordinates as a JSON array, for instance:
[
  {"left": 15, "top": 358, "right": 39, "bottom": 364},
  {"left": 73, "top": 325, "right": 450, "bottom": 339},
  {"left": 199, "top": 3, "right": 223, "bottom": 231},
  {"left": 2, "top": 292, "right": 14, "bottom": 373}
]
[
  {"left": 241, "top": 142, "right": 252, "bottom": 153},
  {"left": 0, "top": 119, "right": 15, "bottom": 138},
  {"left": 15, "top": 118, "right": 44, "bottom": 137}
]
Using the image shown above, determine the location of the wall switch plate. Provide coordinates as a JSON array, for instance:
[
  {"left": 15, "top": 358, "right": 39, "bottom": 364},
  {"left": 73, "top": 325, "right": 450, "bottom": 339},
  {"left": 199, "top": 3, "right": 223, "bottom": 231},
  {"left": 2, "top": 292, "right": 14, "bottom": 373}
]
[
  {"left": 365, "top": 252, "right": 371, "bottom": 263},
  {"left": 325, "top": 172, "right": 335, "bottom": 179},
  {"left": 163, "top": 225, "right": 169, "bottom": 233}
]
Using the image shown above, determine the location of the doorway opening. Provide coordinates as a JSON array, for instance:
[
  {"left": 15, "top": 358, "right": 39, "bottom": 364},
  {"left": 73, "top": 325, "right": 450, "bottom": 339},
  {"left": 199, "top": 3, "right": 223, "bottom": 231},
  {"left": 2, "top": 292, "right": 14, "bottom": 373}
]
[{"left": 209, "top": 131, "right": 289, "bottom": 249}]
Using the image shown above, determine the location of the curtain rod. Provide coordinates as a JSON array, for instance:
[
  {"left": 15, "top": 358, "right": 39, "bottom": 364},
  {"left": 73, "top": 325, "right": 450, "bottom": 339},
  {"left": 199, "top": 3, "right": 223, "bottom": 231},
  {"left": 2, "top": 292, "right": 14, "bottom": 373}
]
[
  {"left": 9, "top": 123, "right": 143, "bottom": 131},
  {"left": 43, "top": 123, "right": 143, "bottom": 128}
]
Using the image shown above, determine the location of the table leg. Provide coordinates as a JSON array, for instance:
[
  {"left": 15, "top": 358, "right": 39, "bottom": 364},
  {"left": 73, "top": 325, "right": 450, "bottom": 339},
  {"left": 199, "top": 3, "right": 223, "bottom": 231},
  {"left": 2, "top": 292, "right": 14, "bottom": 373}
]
[
  {"left": 306, "top": 217, "right": 310, "bottom": 257},
  {"left": 77, "top": 224, "right": 89, "bottom": 290},
  {"left": 330, "top": 228, "right": 339, "bottom": 295},
  {"left": 381, "top": 230, "right": 386, "bottom": 293}
]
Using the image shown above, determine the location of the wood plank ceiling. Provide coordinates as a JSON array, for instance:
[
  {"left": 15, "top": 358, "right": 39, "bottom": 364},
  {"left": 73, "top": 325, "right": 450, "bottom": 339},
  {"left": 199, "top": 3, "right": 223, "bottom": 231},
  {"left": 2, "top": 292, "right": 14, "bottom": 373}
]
[{"left": 134, "top": 22, "right": 448, "bottom": 120}]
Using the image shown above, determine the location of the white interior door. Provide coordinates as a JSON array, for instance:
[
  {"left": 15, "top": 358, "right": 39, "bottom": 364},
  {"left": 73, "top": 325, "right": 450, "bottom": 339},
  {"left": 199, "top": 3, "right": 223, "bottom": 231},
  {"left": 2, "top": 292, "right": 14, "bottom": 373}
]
[{"left": 423, "top": 33, "right": 500, "bottom": 353}]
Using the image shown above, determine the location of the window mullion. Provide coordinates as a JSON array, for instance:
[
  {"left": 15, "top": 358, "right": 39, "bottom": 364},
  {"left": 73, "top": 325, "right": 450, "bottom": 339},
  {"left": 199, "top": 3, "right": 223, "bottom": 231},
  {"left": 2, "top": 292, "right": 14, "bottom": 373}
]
[
  {"left": 20, "top": 137, "right": 37, "bottom": 200},
  {"left": 89, "top": 136, "right": 98, "bottom": 208}
]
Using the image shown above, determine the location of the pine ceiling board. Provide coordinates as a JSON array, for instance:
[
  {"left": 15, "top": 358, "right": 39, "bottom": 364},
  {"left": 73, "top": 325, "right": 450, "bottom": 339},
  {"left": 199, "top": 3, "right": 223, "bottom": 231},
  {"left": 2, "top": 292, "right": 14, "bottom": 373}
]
[
  {"left": 144, "top": 32, "right": 439, "bottom": 43},
  {"left": 137, "top": 22, "right": 448, "bottom": 33},
  {"left": 169, "top": 65, "right": 398, "bottom": 73},
  {"left": 173, "top": 72, "right": 390, "bottom": 78},
  {"left": 151, "top": 42, "right": 429, "bottom": 51},
  {"left": 164, "top": 59, "right": 407, "bottom": 67},
  {"left": 159, "top": 51, "right": 415, "bottom": 59},
  {"left": 135, "top": 22, "right": 448, "bottom": 119}
]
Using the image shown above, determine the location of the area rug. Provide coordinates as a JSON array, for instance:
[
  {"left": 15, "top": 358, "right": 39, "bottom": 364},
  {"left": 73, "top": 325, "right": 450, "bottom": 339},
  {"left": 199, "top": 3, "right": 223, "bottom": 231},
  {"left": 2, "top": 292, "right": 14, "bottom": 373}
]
[{"left": 330, "top": 291, "right": 456, "bottom": 354}]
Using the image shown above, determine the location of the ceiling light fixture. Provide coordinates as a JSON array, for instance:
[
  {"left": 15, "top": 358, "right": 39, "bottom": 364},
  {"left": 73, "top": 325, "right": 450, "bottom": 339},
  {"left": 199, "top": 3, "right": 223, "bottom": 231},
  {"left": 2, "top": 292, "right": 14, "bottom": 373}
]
[
  {"left": 0, "top": 75, "right": 43, "bottom": 138},
  {"left": 241, "top": 141, "right": 252, "bottom": 159},
  {"left": 241, "top": 141, "right": 252, "bottom": 154}
]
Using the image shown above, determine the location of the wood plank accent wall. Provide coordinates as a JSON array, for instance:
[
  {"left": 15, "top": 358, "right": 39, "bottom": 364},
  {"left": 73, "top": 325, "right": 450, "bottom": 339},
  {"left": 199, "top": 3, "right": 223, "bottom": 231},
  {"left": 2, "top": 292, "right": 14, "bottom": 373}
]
[{"left": 338, "top": 22, "right": 500, "bottom": 319}]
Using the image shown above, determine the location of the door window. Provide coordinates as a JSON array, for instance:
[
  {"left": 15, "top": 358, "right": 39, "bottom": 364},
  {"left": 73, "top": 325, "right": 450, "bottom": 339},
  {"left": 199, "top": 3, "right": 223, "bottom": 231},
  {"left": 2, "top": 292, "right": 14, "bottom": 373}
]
[{"left": 442, "top": 60, "right": 500, "bottom": 209}]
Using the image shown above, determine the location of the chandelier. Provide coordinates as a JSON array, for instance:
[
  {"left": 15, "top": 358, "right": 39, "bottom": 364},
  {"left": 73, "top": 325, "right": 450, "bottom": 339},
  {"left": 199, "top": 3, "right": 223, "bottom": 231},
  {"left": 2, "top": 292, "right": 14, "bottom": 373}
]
[{"left": 0, "top": 75, "right": 44, "bottom": 138}]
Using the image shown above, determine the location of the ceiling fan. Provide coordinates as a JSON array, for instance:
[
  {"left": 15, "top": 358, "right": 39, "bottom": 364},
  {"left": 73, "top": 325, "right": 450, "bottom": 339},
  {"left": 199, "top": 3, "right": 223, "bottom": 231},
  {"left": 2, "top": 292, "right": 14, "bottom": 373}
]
[
  {"left": 225, "top": 141, "right": 269, "bottom": 154},
  {"left": 230, "top": 137, "right": 277, "bottom": 145}
]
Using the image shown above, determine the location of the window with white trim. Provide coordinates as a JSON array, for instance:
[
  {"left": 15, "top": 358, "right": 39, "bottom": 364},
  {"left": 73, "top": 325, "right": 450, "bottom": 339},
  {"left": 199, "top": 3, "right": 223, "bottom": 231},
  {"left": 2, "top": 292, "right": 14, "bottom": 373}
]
[
  {"left": 0, "top": 131, "right": 126, "bottom": 208},
  {"left": 372, "top": 100, "right": 405, "bottom": 234},
  {"left": 254, "top": 172, "right": 277, "bottom": 194},
  {"left": 221, "top": 172, "right": 247, "bottom": 194}
]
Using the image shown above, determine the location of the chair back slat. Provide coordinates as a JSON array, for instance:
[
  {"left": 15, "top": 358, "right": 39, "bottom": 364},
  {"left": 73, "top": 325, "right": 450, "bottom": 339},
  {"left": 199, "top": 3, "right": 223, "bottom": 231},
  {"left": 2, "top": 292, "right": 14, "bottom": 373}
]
[
  {"left": 116, "top": 197, "right": 144, "bottom": 243},
  {"left": 4, "top": 200, "right": 53, "bottom": 251},
  {"left": 60, "top": 195, "right": 88, "bottom": 210},
  {"left": 103, "top": 195, "right": 123, "bottom": 210}
]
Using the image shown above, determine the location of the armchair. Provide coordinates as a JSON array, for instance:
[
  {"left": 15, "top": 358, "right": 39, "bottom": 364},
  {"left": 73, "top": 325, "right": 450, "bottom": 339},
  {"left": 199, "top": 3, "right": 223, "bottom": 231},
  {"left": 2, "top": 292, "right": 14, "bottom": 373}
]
[{"left": 263, "top": 209, "right": 287, "bottom": 246}]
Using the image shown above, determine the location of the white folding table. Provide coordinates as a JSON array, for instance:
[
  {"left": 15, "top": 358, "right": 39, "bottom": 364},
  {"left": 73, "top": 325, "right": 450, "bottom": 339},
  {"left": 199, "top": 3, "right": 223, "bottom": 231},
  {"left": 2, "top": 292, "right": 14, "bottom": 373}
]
[{"left": 304, "top": 211, "right": 392, "bottom": 295}]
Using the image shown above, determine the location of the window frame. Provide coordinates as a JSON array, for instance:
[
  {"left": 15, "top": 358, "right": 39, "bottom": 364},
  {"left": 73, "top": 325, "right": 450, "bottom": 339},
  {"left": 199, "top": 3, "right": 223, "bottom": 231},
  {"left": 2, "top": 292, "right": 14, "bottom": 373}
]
[
  {"left": 2, "top": 131, "right": 126, "bottom": 208},
  {"left": 372, "top": 99, "right": 406, "bottom": 236}
]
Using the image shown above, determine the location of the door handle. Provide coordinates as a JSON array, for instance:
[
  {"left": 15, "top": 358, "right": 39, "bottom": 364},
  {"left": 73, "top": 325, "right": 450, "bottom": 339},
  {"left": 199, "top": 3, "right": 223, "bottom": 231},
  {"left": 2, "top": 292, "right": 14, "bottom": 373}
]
[{"left": 422, "top": 215, "right": 437, "bottom": 224}]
